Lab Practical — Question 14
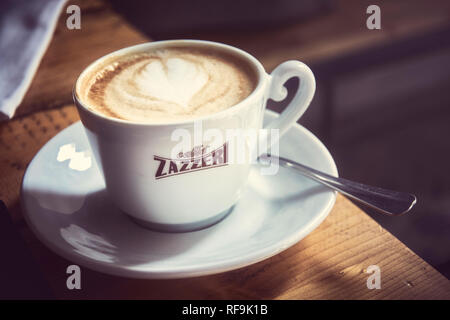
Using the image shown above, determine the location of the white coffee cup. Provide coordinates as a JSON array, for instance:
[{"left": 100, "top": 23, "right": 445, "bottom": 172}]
[{"left": 74, "top": 40, "right": 315, "bottom": 232}]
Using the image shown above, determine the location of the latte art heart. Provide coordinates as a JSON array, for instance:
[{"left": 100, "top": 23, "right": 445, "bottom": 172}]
[
  {"left": 135, "top": 58, "right": 208, "bottom": 108},
  {"left": 82, "top": 47, "right": 257, "bottom": 123}
]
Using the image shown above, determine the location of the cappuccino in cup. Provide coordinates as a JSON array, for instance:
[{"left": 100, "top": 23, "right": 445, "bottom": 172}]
[
  {"left": 77, "top": 46, "right": 258, "bottom": 123},
  {"left": 74, "top": 40, "right": 315, "bottom": 232}
]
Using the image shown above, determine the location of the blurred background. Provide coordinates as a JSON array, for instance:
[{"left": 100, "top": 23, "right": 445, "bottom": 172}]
[{"left": 2, "top": 0, "right": 450, "bottom": 279}]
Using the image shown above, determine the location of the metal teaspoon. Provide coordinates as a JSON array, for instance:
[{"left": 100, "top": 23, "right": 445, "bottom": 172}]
[{"left": 259, "top": 154, "right": 417, "bottom": 216}]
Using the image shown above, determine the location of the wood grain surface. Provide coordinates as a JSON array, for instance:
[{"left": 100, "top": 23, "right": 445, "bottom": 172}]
[{"left": 0, "top": 0, "right": 449, "bottom": 299}]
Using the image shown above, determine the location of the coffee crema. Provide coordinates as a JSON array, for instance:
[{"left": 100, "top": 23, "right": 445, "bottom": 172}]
[{"left": 78, "top": 47, "right": 257, "bottom": 123}]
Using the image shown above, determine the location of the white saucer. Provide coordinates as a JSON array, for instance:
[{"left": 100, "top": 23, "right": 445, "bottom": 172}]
[{"left": 21, "top": 110, "right": 337, "bottom": 279}]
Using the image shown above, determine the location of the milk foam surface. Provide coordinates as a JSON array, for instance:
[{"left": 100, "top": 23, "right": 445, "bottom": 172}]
[{"left": 81, "top": 47, "right": 256, "bottom": 123}]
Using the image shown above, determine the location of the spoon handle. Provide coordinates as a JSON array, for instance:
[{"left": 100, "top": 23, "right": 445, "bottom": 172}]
[{"left": 260, "top": 154, "right": 417, "bottom": 216}]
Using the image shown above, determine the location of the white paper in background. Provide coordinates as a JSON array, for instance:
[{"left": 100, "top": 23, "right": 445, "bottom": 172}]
[{"left": 0, "top": 0, "right": 67, "bottom": 120}]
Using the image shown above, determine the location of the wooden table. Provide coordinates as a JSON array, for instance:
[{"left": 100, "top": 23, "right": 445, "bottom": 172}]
[{"left": 1, "top": 0, "right": 449, "bottom": 299}]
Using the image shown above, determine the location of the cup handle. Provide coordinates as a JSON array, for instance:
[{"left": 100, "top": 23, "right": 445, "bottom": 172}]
[{"left": 264, "top": 61, "right": 316, "bottom": 137}]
